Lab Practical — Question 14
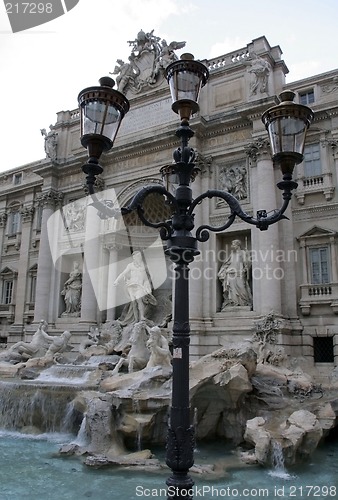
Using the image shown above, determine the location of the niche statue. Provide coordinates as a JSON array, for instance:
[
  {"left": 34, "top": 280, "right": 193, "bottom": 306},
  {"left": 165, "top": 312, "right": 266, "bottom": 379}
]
[
  {"left": 218, "top": 239, "right": 252, "bottom": 309},
  {"left": 61, "top": 262, "right": 82, "bottom": 316}
]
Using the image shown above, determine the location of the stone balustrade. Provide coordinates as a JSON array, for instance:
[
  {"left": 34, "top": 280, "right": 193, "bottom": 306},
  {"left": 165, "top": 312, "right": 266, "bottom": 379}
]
[{"left": 300, "top": 282, "right": 338, "bottom": 315}]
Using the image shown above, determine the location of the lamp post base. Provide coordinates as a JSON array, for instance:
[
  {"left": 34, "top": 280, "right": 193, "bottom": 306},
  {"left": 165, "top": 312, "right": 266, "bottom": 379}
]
[{"left": 166, "top": 472, "right": 194, "bottom": 499}]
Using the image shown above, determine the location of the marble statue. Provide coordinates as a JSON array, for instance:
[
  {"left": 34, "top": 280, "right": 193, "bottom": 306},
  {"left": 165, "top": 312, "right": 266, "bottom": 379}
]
[
  {"left": 247, "top": 52, "right": 270, "bottom": 95},
  {"left": 218, "top": 239, "right": 252, "bottom": 309},
  {"left": 146, "top": 326, "right": 172, "bottom": 369},
  {"left": 112, "top": 57, "right": 139, "bottom": 94},
  {"left": 154, "top": 39, "right": 186, "bottom": 72},
  {"left": 40, "top": 125, "right": 58, "bottom": 161},
  {"left": 252, "top": 311, "right": 283, "bottom": 364},
  {"left": 78, "top": 322, "right": 123, "bottom": 358},
  {"left": 0, "top": 320, "right": 71, "bottom": 364},
  {"left": 112, "top": 321, "right": 150, "bottom": 374},
  {"left": 61, "top": 261, "right": 82, "bottom": 316},
  {"left": 111, "top": 29, "right": 185, "bottom": 94},
  {"left": 114, "top": 251, "right": 157, "bottom": 323},
  {"left": 41, "top": 330, "right": 72, "bottom": 362}
]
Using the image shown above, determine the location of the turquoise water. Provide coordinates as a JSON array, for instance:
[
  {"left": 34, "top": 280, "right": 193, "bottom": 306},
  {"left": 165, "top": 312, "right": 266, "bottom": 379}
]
[{"left": 0, "top": 431, "right": 337, "bottom": 499}]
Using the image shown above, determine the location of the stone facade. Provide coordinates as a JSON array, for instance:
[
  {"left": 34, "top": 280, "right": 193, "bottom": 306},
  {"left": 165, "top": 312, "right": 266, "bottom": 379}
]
[{"left": 0, "top": 35, "right": 337, "bottom": 377}]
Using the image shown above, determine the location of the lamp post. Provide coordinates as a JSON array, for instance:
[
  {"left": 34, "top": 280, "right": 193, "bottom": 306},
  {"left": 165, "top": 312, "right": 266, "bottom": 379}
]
[{"left": 78, "top": 56, "right": 313, "bottom": 499}]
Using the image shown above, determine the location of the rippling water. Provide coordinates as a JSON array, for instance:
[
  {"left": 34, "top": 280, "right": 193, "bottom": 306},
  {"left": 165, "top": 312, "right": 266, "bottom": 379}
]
[{"left": 0, "top": 431, "right": 337, "bottom": 500}]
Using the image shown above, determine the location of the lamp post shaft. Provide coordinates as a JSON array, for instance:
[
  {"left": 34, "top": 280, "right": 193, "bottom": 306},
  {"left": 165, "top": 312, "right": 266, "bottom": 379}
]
[{"left": 166, "top": 250, "right": 195, "bottom": 499}]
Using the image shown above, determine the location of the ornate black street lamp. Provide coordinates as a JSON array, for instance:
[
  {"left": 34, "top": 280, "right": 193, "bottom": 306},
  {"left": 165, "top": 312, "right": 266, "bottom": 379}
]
[{"left": 78, "top": 56, "right": 313, "bottom": 499}]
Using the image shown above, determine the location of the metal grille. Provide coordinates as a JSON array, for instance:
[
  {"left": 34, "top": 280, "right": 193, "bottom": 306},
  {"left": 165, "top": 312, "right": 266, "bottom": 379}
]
[{"left": 313, "top": 336, "right": 334, "bottom": 363}]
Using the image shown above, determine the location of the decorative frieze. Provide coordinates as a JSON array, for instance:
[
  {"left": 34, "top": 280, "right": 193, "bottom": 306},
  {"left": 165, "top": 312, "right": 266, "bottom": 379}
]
[
  {"left": 321, "top": 76, "right": 338, "bottom": 94},
  {"left": 217, "top": 162, "right": 248, "bottom": 203}
]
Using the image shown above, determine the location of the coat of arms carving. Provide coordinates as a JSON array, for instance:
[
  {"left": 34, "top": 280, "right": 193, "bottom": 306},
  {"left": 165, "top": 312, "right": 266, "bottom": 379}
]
[{"left": 111, "top": 29, "right": 186, "bottom": 95}]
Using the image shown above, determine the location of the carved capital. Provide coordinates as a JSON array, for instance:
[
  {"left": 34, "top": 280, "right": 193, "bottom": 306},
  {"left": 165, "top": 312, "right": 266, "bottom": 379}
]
[
  {"left": 245, "top": 138, "right": 271, "bottom": 161},
  {"left": 195, "top": 152, "right": 213, "bottom": 175},
  {"left": 36, "top": 190, "right": 64, "bottom": 209},
  {"left": 20, "top": 205, "right": 35, "bottom": 223},
  {"left": 0, "top": 212, "right": 8, "bottom": 227}
]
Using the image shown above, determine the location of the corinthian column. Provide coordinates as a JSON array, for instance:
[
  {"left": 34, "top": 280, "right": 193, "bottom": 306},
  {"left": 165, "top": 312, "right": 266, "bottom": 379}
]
[
  {"left": 14, "top": 205, "right": 35, "bottom": 324},
  {"left": 247, "top": 138, "right": 282, "bottom": 315},
  {"left": 33, "top": 190, "right": 63, "bottom": 323},
  {"left": 80, "top": 204, "right": 101, "bottom": 324}
]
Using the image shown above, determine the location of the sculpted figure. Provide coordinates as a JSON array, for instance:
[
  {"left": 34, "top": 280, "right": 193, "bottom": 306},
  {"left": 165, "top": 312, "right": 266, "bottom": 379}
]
[
  {"left": 114, "top": 251, "right": 156, "bottom": 323},
  {"left": 252, "top": 311, "right": 282, "bottom": 364},
  {"left": 155, "top": 39, "right": 186, "bottom": 71},
  {"left": 0, "top": 320, "right": 54, "bottom": 362},
  {"left": 41, "top": 330, "right": 72, "bottom": 362},
  {"left": 112, "top": 56, "right": 139, "bottom": 93},
  {"left": 63, "top": 200, "right": 85, "bottom": 232},
  {"left": 78, "top": 327, "right": 100, "bottom": 356},
  {"left": 146, "top": 326, "right": 172, "bottom": 369},
  {"left": 218, "top": 240, "right": 252, "bottom": 309},
  {"left": 40, "top": 125, "right": 58, "bottom": 161},
  {"left": 112, "top": 321, "right": 150, "bottom": 374},
  {"left": 113, "top": 30, "right": 185, "bottom": 94},
  {"left": 248, "top": 52, "right": 270, "bottom": 95},
  {"left": 219, "top": 165, "right": 247, "bottom": 201},
  {"left": 61, "top": 261, "right": 82, "bottom": 316}
]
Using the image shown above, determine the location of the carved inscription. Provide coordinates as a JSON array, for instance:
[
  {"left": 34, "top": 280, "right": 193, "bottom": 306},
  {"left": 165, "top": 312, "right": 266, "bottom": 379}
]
[{"left": 119, "top": 97, "right": 176, "bottom": 136}]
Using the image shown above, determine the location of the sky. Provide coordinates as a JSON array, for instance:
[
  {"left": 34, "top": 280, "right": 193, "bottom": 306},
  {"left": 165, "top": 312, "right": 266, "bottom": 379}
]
[{"left": 1, "top": 0, "right": 338, "bottom": 172}]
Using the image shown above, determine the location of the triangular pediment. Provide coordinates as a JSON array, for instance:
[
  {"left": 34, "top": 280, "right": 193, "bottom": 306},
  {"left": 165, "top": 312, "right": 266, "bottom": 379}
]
[
  {"left": 298, "top": 225, "right": 336, "bottom": 239},
  {"left": 0, "top": 266, "right": 18, "bottom": 276}
]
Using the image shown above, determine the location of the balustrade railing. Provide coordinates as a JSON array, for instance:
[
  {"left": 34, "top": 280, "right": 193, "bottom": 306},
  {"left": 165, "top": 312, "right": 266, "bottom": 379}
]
[{"left": 300, "top": 282, "right": 338, "bottom": 314}]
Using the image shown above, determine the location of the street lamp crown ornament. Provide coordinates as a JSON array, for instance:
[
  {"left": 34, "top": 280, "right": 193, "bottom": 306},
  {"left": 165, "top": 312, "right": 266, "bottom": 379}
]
[{"left": 261, "top": 89, "right": 314, "bottom": 177}]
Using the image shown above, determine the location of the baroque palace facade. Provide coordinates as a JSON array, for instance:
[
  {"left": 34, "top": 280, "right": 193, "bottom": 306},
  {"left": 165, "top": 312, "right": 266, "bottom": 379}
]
[{"left": 0, "top": 34, "right": 337, "bottom": 374}]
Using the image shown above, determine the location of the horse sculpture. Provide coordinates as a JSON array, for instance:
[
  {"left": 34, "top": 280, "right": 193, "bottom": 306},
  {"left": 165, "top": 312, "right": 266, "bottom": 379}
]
[{"left": 112, "top": 321, "right": 150, "bottom": 374}]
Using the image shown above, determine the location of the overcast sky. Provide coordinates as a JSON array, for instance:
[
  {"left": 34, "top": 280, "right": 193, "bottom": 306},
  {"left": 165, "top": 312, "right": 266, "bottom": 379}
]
[{"left": 1, "top": 0, "right": 338, "bottom": 172}]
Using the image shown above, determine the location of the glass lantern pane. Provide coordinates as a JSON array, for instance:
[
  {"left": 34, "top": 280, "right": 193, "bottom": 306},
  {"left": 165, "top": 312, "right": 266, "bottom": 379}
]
[
  {"left": 169, "top": 71, "right": 202, "bottom": 102},
  {"left": 82, "top": 100, "right": 120, "bottom": 139},
  {"left": 268, "top": 116, "right": 307, "bottom": 156}
]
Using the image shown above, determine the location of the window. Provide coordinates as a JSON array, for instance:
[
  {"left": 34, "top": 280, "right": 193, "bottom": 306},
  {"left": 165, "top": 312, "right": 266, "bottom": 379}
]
[
  {"left": 309, "top": 246, "right": 330, "bottom": 284},
  {"left": 303, "top": 143, "right": 321, "bottom": 177},
  {"left": 30, "top": 275, "right": 37, "bottom": 303},
  {"left": 2, "top": 280, "right": 13, "bottom": 304},
  {"left": 35, "top": 204, "right": 43, "bottom": 231},
  {"left": 13, "top": 173, "right": 22, "bottom": 185},
  {"left": 8, "top": 210, "right": 21, "bottom": 236},
  {"left": 313, "top": 336, "right": 334, "bottom": 363},
  {"left": 300, "top": 90, "right": 314, "bottom": 105}
]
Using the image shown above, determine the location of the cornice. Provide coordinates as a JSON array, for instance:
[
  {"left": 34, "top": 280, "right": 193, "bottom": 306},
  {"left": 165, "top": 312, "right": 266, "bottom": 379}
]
[{"left": 293, "top": 202, "right": 338, "bottom": 220}]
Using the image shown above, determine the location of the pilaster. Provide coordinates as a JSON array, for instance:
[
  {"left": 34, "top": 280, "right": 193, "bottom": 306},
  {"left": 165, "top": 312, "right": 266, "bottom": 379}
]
[{"left": 247, "top": 138, "right": 282, "bottom": 315}]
